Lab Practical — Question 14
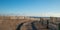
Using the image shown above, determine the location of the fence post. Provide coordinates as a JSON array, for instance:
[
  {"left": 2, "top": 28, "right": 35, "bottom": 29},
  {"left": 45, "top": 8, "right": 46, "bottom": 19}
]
[
  {"left": 58, "top": 23, "right": 60, "bottom": 30},
  {"left": 47, "top": 20, "right": 49, "bottom": 29},
  {"left": 40, "top": 18, "right": 43, "bottom": 25}
]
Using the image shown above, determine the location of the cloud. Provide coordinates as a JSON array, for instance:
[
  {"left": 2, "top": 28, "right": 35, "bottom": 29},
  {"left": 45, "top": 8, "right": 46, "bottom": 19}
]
[
  {"left": 25, "top": 12, "right": 60, "bottom": 17},
  {"left": 1, "top": 12, "right": 60, "bottom": 17},
  {"left": 46, "top": 13, "right": 60, "bottom": 17}
]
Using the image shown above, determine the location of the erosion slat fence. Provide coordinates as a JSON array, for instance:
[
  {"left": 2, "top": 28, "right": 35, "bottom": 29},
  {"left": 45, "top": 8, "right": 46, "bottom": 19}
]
[{"left": 40, "top": 20, "right": 60, "bottom": 30}]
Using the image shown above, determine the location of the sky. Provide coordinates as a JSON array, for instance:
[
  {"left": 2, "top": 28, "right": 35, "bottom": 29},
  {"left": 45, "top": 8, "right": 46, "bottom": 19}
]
[{"left": 0, "top": 0, "right": 60, "bottom": 17}]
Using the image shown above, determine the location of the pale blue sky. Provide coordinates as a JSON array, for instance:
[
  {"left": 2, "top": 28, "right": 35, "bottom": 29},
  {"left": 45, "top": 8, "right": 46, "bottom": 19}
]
[{"left": 0, "top": 0, "right": 60, "bottom": 17}]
